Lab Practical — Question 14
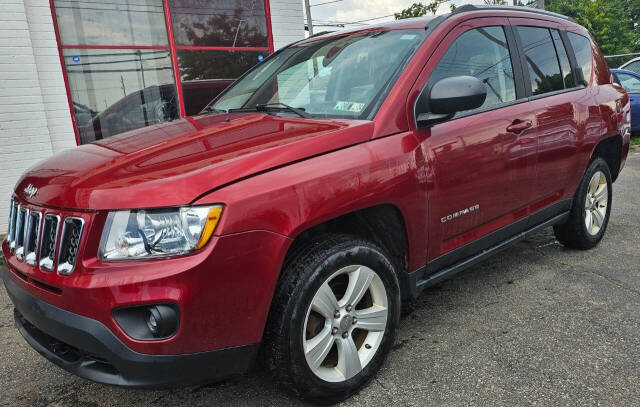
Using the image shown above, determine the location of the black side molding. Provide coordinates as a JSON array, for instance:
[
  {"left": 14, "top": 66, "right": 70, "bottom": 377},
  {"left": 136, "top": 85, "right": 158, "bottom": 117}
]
[{"left": 400, "top": 200, "right": 571, "bottom": 299}]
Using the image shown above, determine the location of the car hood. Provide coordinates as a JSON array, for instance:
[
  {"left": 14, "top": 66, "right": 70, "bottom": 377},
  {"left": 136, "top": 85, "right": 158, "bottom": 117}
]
[{"left": 14, "top": 113, "right": 373, "bottom": 210}]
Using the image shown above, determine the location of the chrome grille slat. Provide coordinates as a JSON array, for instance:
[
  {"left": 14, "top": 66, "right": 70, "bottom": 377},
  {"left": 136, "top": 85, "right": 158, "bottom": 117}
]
[
  {"left": 7, "top": 200, "right": 15, "bottom": 244},
  {"left": 39, "top": 214, "right": 60, "bottom": 272},
  {"left": 25, "top": 211, "right": 42, "bottom": 266},
  {"left": 15, "top": 206, "right": 28, "bottom": 260},
  {"left": 8, "top": 201, "right": 18, "bottom": 251},
  {"left": 57, "top": 217, "right": 85, "bottom": 276}
]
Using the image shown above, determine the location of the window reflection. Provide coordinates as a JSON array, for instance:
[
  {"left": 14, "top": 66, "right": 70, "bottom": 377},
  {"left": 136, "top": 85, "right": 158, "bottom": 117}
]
[
  {"left": 178, "top": 50, "right": 265, "bottom": 114},
  {"left": 518, "top": 27, "right": 564, "bottom": 95},
  {"left": 64, "top": 49, "right": 178, "bottom": 144},
  {"left": 53, "top": 0, "right": 168, "bottom": 46},
  {"left": 567, "top": 33, "right": 593, "bottom": 86},
  {"left": 170, "top": 0, "right": 268, "bottom": 47},
  {"left": 551, "top": 30, "right": 574, "bottom": 88},
  {"left": 427, "top": 27, "right": 516, "bottom": 112}
]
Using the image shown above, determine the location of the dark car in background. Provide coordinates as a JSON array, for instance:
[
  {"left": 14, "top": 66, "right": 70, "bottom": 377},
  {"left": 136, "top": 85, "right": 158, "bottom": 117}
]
[{"left": 78, "top": 80, "right": 233, "bottom": 144}]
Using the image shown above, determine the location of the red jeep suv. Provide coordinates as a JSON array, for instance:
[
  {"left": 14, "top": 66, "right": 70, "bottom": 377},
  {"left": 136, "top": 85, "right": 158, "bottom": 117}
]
[{"left": 1, "top": 5, "right": 631, "bottom": 403}]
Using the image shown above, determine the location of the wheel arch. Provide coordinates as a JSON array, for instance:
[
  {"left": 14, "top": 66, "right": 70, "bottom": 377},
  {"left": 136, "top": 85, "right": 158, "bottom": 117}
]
[
  {"left": 590, "top": 134, "right": 622, "bottom": 182},
  {"left": 284, "top": 204, "right": 410, "bottom": 279}
]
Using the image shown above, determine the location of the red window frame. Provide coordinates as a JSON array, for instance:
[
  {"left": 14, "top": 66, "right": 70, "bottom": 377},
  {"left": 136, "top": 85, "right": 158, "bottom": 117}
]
[{"left": 49, "top": 0, "right": 275, "bottom": 146}]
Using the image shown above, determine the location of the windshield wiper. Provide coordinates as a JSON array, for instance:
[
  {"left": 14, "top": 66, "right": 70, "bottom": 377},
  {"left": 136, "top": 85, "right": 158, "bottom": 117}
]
[{"left": 228, "top": 103, "right": 310, "bottom": 118}]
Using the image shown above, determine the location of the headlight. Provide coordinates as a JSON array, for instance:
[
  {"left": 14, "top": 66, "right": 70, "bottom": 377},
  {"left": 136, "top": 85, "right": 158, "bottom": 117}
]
[{"left": 98, "top": 205, "right": 223, "bottom": 260}]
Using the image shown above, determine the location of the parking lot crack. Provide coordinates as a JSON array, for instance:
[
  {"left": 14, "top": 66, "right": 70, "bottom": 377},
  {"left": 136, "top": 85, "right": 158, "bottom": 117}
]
[{"left": 535, "top": 250, "right": 640, "bottom": 298}]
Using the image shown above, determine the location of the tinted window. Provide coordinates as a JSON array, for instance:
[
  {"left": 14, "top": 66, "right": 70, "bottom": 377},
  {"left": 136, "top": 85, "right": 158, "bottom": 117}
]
[
  {"left": 427, "top": 26, "right": 516, "bottom": 112},
  {"left": 518, "top": 26, "right": 564, "bottom": 95},
  {"left": 567, "top": 33, "right": 593, "bottom": 85},
  {"left": 551, "top": 30, "right": 574, "bottom": 88},
  {"left": 615, "top": 73, "right": 640, "bottom": 94},
  {"left": 170, "top": 0, "right": 268, "bottom": 47},
  {"left": 64, "top": 49, "right": 178, "bottom": 144},
  {"left": 53, "top": 0, "right": 168, "bottom": 46},
  {"left": 622, "top": 60, "right": 640, "bottom": 75}
]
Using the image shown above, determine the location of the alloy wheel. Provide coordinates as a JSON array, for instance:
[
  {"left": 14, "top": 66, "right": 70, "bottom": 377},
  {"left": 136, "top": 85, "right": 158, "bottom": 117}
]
[
  {"left": 584, "top": 170, "right": 608, "bottom": 236},
  {"left": 303, "top": 265, "right": 388, "bottom": 383}
]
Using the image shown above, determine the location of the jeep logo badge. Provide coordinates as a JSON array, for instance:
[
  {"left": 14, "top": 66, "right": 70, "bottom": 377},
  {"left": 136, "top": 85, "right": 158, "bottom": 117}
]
[{"left": 23, "top": 184, "right": 38, "bottom": 198}]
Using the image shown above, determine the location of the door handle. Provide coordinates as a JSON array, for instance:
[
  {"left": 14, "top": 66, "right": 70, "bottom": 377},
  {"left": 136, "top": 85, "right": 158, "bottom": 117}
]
[{"left": 507, "top": 120, "right": 532, "bottom": 134}]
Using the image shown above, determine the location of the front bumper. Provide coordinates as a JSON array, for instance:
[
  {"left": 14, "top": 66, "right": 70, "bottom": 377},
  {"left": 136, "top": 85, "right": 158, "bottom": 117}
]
[{"left": 3, "top": 268, "right": 258, "bottom": 387}]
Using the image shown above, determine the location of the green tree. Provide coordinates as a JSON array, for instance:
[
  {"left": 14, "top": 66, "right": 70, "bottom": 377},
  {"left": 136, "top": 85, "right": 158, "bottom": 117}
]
[
  {"left": 545, "top": 0, "right": 639, "bottom": 56},
  {"left": 395, "top": 1, "right": 449, "bottom": 19}
]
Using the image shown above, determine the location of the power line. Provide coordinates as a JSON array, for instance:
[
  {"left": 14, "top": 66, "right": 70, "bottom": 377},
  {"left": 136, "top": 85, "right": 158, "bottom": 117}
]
[{"left": 310, "top": 0, "right": 344, "bottom": 6}]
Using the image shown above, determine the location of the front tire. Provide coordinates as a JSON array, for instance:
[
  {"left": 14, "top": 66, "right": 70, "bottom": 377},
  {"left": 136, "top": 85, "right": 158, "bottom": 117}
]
[
  {"left": 554, "top": 157, "right": 612, "bottom": 249},
  {"left": 264, "top": 234, "right": 400, "bottom": 403}
]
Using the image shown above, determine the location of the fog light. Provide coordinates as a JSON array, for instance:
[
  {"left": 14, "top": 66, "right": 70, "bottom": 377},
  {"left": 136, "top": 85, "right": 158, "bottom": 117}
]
[
  {"left": 146, "top": 309, "right": 160, "bottom": 335},
  {"left": 113, "top": 304, "right": 179, "bottom": 341}
]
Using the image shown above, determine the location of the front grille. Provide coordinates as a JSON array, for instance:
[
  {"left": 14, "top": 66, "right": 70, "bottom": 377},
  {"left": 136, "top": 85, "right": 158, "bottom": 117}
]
[
  {"left": 57, "top": 217, "right": 84, "bottom": 275},
  {"left": 6, "top": 199, "right": 84, "bottom": 276},
  {"left": 39, "top": 214, "right": 60, "bottom": 271}
]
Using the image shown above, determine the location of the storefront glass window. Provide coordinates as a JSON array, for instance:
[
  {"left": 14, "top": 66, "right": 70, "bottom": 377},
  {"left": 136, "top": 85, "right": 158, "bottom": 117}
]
[
  {"left": 64, "top": 49, "right": 178, "bottom": 144},
  {"left": 53, "top": 0, "right": 168, "bottom": 46},
  {"left": 170, "top": 0, "right": 268, "bottom": 47},
  {"left": 51, "top": 0, "right": 272, "bottom": 144},
  {"left": 177, "top": 50, "right": 265, "bottom": 114}
]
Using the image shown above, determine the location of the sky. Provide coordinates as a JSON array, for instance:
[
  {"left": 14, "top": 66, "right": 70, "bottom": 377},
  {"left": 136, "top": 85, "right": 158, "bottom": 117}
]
[{"left": 307, "top": 0, "right": 490, "bottom": 31}]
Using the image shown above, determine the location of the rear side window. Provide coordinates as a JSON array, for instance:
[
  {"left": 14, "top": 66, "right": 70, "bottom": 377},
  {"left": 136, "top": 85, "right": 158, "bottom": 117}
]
[
  {"left": 567, "top": 32, "right": 593, "bottom": 85},
  {"left": 623, "top": 60, "right": 640, "bottom": 74},
  {"left": 427, "top": 26, "right": 516, "bottom": 112},
  {"left": 614, "top": 73, "right": 640, "bottom": 94},
  {"left": 517, "top": 26, "right": 564, "bottom": 95},
  {"left": 551, "top": 30, "right": 574, "bottom": 88}
]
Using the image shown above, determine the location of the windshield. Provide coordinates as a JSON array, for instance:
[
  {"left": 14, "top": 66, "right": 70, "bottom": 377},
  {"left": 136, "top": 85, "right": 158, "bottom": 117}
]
[{"left": 209, "top": 30, "right": 426, "bottom": 119}]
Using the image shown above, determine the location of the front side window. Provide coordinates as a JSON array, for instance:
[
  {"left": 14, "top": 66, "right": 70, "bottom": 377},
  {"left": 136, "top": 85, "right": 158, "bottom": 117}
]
[
  {"left": 427, "top": 26, "right": 516, "bottom": 112},
  {"left": 212, "top": 30, "right": 427, "bottom": 119},
  {"left": 517, "top": 26, "right": 564, "bottom": 95},
  {"left": 614, "top": 73, "right": 640, "bottom": 94},
  {"left": 567, "top": 32, "right": 593, "bottom": 85}
]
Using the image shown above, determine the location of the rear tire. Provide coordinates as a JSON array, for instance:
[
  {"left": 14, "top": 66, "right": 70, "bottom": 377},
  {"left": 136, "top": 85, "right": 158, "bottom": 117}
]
[
  {"left": 264, "top": 234, "right": 400, "bottom": 403},
  {"left": 554, "top": 157, "right": 612, "bottom": 250}
]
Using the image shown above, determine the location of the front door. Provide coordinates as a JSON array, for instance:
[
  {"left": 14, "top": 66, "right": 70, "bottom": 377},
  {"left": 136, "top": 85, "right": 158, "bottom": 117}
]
[{"left": 411, "top": 19, "right": 538, "bottom": 266}]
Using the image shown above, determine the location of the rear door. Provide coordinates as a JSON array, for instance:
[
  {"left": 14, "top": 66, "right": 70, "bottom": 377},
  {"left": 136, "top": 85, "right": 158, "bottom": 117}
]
[
  {"left": 509, "top": 19, "right": 588, "bottom": 219},
  {"left": 409, "top": 18, "right": 539, "bottom": 266}
]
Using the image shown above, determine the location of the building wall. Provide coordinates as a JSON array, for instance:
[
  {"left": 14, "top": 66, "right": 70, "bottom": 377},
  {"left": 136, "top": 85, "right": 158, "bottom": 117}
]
[
  {"left": 0, "top": 0, "right": 76, "bottom": 235},
  {"left": 0, "top": 0, "right": 304, "bottom": 235},
  {"left": 270, "top": 0, "right": 305, "bottom": 50}
]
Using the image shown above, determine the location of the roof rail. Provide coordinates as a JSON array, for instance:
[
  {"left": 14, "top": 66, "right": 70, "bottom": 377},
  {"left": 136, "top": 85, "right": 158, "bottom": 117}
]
[
  {"left": 452, "top": 4, "right": 575, "bottom": 23},
  {"left": 307, "top": 31, "right": 333, "bottom": 39}
]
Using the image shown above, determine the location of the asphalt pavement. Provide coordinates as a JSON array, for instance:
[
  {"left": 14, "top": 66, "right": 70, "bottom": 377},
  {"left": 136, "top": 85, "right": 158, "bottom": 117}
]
[{"left": 1, "top": 151, "right": 639, "bottom": 406}]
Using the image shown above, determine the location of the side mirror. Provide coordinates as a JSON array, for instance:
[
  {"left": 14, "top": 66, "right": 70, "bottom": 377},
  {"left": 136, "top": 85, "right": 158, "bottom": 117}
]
[{"left": 416, "top": 76, "right": 487, "bottom": 128}]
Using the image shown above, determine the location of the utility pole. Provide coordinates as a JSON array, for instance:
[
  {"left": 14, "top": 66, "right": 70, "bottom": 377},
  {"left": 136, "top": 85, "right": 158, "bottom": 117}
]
[
  {"left": 304, "top": 0, "right": 313, "bottom": 35},
  {"left": 537, "top": 0, "right": 545, "bottom": 8}
]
